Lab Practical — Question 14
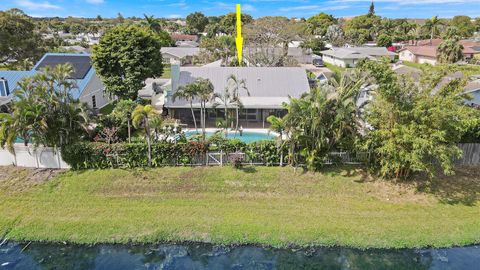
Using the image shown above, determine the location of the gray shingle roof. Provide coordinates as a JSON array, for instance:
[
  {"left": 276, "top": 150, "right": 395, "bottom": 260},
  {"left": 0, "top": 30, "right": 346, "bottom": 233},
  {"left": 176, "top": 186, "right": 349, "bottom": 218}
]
[
  {"left": 166, "top": 67, "right": 310, "bottom": 109},
  {"left": 160, "top": 47, "right": 200, "bottom": 58},
  {"left": 321, "top": 47, "right": 395, "bottom": 60}
]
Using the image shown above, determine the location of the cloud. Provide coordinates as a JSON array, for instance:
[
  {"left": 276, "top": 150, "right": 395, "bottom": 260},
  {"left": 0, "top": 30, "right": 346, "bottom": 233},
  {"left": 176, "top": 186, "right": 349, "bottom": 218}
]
[
  {"left": 86, "top": 0, "right": 105, "bottom": 4},
  {"left": 16, "top": 0, "right": 61, "bottom": 10}
]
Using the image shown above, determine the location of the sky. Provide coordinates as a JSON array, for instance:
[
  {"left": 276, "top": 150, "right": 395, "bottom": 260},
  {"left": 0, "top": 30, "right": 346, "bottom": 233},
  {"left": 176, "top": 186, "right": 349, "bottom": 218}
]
[{"left": 0, "top": 0, "right": 479, "bottom": 19}]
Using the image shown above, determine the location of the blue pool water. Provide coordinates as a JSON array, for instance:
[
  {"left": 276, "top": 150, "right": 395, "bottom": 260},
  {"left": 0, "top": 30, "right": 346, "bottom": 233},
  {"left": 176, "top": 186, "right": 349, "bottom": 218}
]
[
  {"left": 185, "top": 130, "right": 276, "bottom": 143},
  {"left": 1, "top": 242, "right": 479, "bottom": 269}
]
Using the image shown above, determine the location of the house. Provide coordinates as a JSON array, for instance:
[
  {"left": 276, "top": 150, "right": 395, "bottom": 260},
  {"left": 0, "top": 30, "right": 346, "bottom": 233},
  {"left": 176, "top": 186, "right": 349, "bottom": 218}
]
[
  {"left": 161, "top": 47, "right": 200, "bottom": 66},
  {"left": 307, "top": 67, "right": 334, "bottom": 86},
  {"left": 170, "top": 33, "right": 198, "bottom": 42},
  {"left": 399, "top": 46, "right": 438, "bottom": 65},
  {"left": 243, "top": 47, "right": 320, "bottom": 65},
  {"left": 0, "top": 53, "right": 111, "bottom": 111},
  {"left": 399, "top": 39, "right": 480, "bottom": 65},
  {"left": 164, "top": 65, "right": 310, "bottom": 128},
  {"left": 465, "top": 79, "right": 480, "bottom": 107},
  {"left": 320, "top": 47, "right": 396, "bottom": 68},
  {"left": 175, "top": 41, "right": 199, "bottom": 48}
]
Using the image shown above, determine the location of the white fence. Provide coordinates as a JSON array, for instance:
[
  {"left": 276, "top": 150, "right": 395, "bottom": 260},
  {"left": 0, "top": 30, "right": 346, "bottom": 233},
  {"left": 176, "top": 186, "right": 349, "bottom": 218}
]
[
  {"left": 0, "top": 144, "right": 69, "bottom": 169},
  {"left": 1, "top": 144, "right": 479, "bottom": 170}
]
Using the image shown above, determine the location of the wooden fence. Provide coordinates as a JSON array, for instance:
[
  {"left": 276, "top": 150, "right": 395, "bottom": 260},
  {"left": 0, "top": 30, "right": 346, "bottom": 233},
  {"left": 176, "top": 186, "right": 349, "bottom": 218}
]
[{"left": 455, "top": 144, "right": 480, "bottom": 165}]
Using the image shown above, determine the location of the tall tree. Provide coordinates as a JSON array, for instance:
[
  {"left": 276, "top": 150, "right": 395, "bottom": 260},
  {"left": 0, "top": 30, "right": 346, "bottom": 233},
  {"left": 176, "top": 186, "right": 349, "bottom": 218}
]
[
  {"left": 437, "top": 38, "right": 464, "bottom": 64},
  {"left": 357, "top": 60, "right": 475, "bottom": 178},
  {"left": 0, "top": 9, "right": 45, "bottom": 68},
  {"left": 368, "top": 1, "right": 375, "bottom": 17},
  {"left": 195, "top": 79, "right": 215, "bottom": 140},
  {"left": 92, "top": 24, "right": 164, "bottom": 100},
  {"left": 173, "top": 83, "right": 200, "bottom": 132},
  {"left": 132, "top": 105, "right": 160, "bottom": 167},
  {"left": 280, "top": 71, "right": 364, "bottom": 169},
  {"left": 244, "top": 17, "right": 307, "bottom": 66},
  {"left": 450, "top": 16, "right": 475, "bottom": 38},
  {"left": 0, "top": 64, "right": 89, "bottom": 151},
  {"left": 306, "top": 12, "right": 337, "bottom": 36},
  {"left": 219, "top": 12, "right": 253, "bottom": 35},
  {"left": 186, "top": 12, "right": 209, "bottom": 34},
  {"left": 225, "top": 75, "right": 250, "bottom": 133},
  {"left": 112, "top": 100, "right": 138, "bottom": 143},
  {"left": 143, "top": 14, "right": 174, "bottom": 47},
  {"left": 424, "top": 16, "right": 443, "bottom": 45}
]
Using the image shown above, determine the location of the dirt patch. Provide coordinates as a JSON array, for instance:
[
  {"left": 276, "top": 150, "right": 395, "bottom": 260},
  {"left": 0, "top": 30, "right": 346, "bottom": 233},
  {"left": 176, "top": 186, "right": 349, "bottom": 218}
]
[
  {"left": 0, "top": 166, "right": 65, "bottom": 193},
  {"left": 412, "top": 166, "right": 480, "bottom": 206}
]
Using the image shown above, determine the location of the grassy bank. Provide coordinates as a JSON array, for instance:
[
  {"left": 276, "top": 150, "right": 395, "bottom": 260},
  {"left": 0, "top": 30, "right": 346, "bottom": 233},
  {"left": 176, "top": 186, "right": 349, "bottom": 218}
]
[{"left": 0, "top": 166, "right": 479, "bottom": 249}]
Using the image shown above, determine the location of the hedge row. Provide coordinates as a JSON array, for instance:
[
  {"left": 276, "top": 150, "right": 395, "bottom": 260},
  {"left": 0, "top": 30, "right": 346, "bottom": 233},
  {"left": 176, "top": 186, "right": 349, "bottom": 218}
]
[{"left": 62, "top": 140, "right": 285, "bottom": 170}]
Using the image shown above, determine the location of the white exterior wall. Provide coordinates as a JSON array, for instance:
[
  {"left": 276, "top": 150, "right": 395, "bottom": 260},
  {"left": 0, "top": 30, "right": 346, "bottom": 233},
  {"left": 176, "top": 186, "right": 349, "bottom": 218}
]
[
  {"left": 417, "top": 56, "right": 437, "bottom": 65},
  {"left": 399, "top": 50, "right": 416, "bottom": 62},
  {"left": 322, "top": 56, "right": 357, "bottom": 68},
  {"left": 80, "top": 88, "right": 110, "bottom": 110},
  {"left": 79, "top": 74, "right": 111, "bottom": 110},
  {"left": 400, "top": 49, "right": 437, "bottom": 65},
  {"left": 0, "top": 144, "right": 69, "bottom": 169}
]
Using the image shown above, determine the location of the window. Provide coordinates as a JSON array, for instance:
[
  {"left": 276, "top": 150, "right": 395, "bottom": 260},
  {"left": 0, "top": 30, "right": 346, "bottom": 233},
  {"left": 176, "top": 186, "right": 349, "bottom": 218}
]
[
  {"left": 91, "top": 95, "right": 97, "bottom": 108},
  {"left": 240, "top": 109, "right": 259, "bottom": 121},
  {"left": 0, "top": 79, "right": 9, "bottom": 97}
]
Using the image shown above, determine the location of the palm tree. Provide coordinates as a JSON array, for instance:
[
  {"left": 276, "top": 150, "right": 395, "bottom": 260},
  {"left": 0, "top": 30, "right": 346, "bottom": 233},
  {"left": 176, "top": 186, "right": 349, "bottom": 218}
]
[
  {"left": 225, "top": 75, "right": 249, "bottom": 134},
  {"left": 132, "top": 105, "right": 160, "bottom": 166},
  {"left": 143, "top": 14, "right": 162, "bottom": 33},
  {"left": 267, "top": 115, "right": 287, "bottom": 166},
  {"left": 437, "top": 39, "right": 464, "bottom": 64},
  {"left": 112, "top": 100, "right": 137, "bottom": 143},
  {"left": 173, "top": 83, "right": 199, "bottom": 132},
  {"left": 195, "top": 78, "right": 215, "bottom": 141},
  {"left": 0, "top": 113, "right": 17, "bottom": 152},
  {"left": 409, "top": 25, "right": 423, "bottom": 45},
  {"left": 424, "top": 16, "right": 443, "bottom": 45}
]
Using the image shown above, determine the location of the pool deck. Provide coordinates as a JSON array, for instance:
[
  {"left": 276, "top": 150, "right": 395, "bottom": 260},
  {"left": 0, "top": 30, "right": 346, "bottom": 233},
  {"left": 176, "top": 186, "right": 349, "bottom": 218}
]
[{"left": 183, "top": 128, "right": 279, "bottom": 136}]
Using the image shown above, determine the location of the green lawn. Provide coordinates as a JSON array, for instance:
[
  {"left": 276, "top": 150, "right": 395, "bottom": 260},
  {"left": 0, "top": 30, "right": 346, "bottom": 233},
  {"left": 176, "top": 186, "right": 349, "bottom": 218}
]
[
  {"left": 161, "top": 66, "right": 171, "bottom": 79},
  {"left": 403, "top": 61, "right": 480, "bottom": 76},
  {"left": 325, "top": 63, "right": 346, "bottom": 76},
  {"left": 1, "top": 166, "right": 479, "bottom": 249}
]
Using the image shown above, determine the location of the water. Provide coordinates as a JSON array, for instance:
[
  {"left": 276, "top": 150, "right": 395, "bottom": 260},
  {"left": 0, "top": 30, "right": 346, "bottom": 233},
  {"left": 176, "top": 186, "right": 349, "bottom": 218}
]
[
  {"left": 185, "top": 131, "right": 276, "bottom": 143},
  {"left": 1, "top": 242, "right": 479, "bottom": 270}
]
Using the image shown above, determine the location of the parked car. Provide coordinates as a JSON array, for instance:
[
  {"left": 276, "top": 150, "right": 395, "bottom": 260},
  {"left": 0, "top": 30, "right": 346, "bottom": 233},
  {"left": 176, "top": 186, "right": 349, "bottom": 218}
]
[{"left": 313, "top": 58, "right": 324, "bottom": 67}]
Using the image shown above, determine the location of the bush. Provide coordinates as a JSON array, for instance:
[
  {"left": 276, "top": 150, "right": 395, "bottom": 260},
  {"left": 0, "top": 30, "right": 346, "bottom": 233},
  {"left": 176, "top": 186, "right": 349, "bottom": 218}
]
[{"left": 62, "top": 141, "right": 208, "bottom": 170}]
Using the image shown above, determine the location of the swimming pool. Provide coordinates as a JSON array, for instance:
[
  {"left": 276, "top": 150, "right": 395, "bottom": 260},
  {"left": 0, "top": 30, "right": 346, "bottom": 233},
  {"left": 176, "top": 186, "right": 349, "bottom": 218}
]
[{"left": 184, "top": 130, "right": 276, "bottom": 143}]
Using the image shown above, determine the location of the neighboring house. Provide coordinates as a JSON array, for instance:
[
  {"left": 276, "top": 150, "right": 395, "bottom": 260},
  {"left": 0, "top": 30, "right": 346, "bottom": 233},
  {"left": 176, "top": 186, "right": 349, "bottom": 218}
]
[
  {"left": 175, "top": 41, "right": 199, "bottom": 48},
  {"left": 399, "top": 46, "right": 438, "bottom": 65},
  {"left": 170, "top": 33, "right": 198, "bottom": 42},
  {"left": 164, "top": 65, "right": 310, "bottom": 128},
  {"left": 243, "top": 47, "right": 318, "bottom": 65},
  {"left": 307, "top": 67, "right": 334, "bottom": 86},
  {"left": 465, "top": 80, "right": 480, "bottom": 107},
  {"left": 399, "top": 39, "right": 480, "bottom": 65},
  {"left": 0, "top": 53, "right": 111, "bottom": 111},
  {"left": 161, "top": 47, "right": 200, "bottom": 66},
  {"left": 60, "top": 45, "right": 91, "bottom": 54},
  {"left": 320, "top": 47, "right": 396, "bottom": 68}
]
